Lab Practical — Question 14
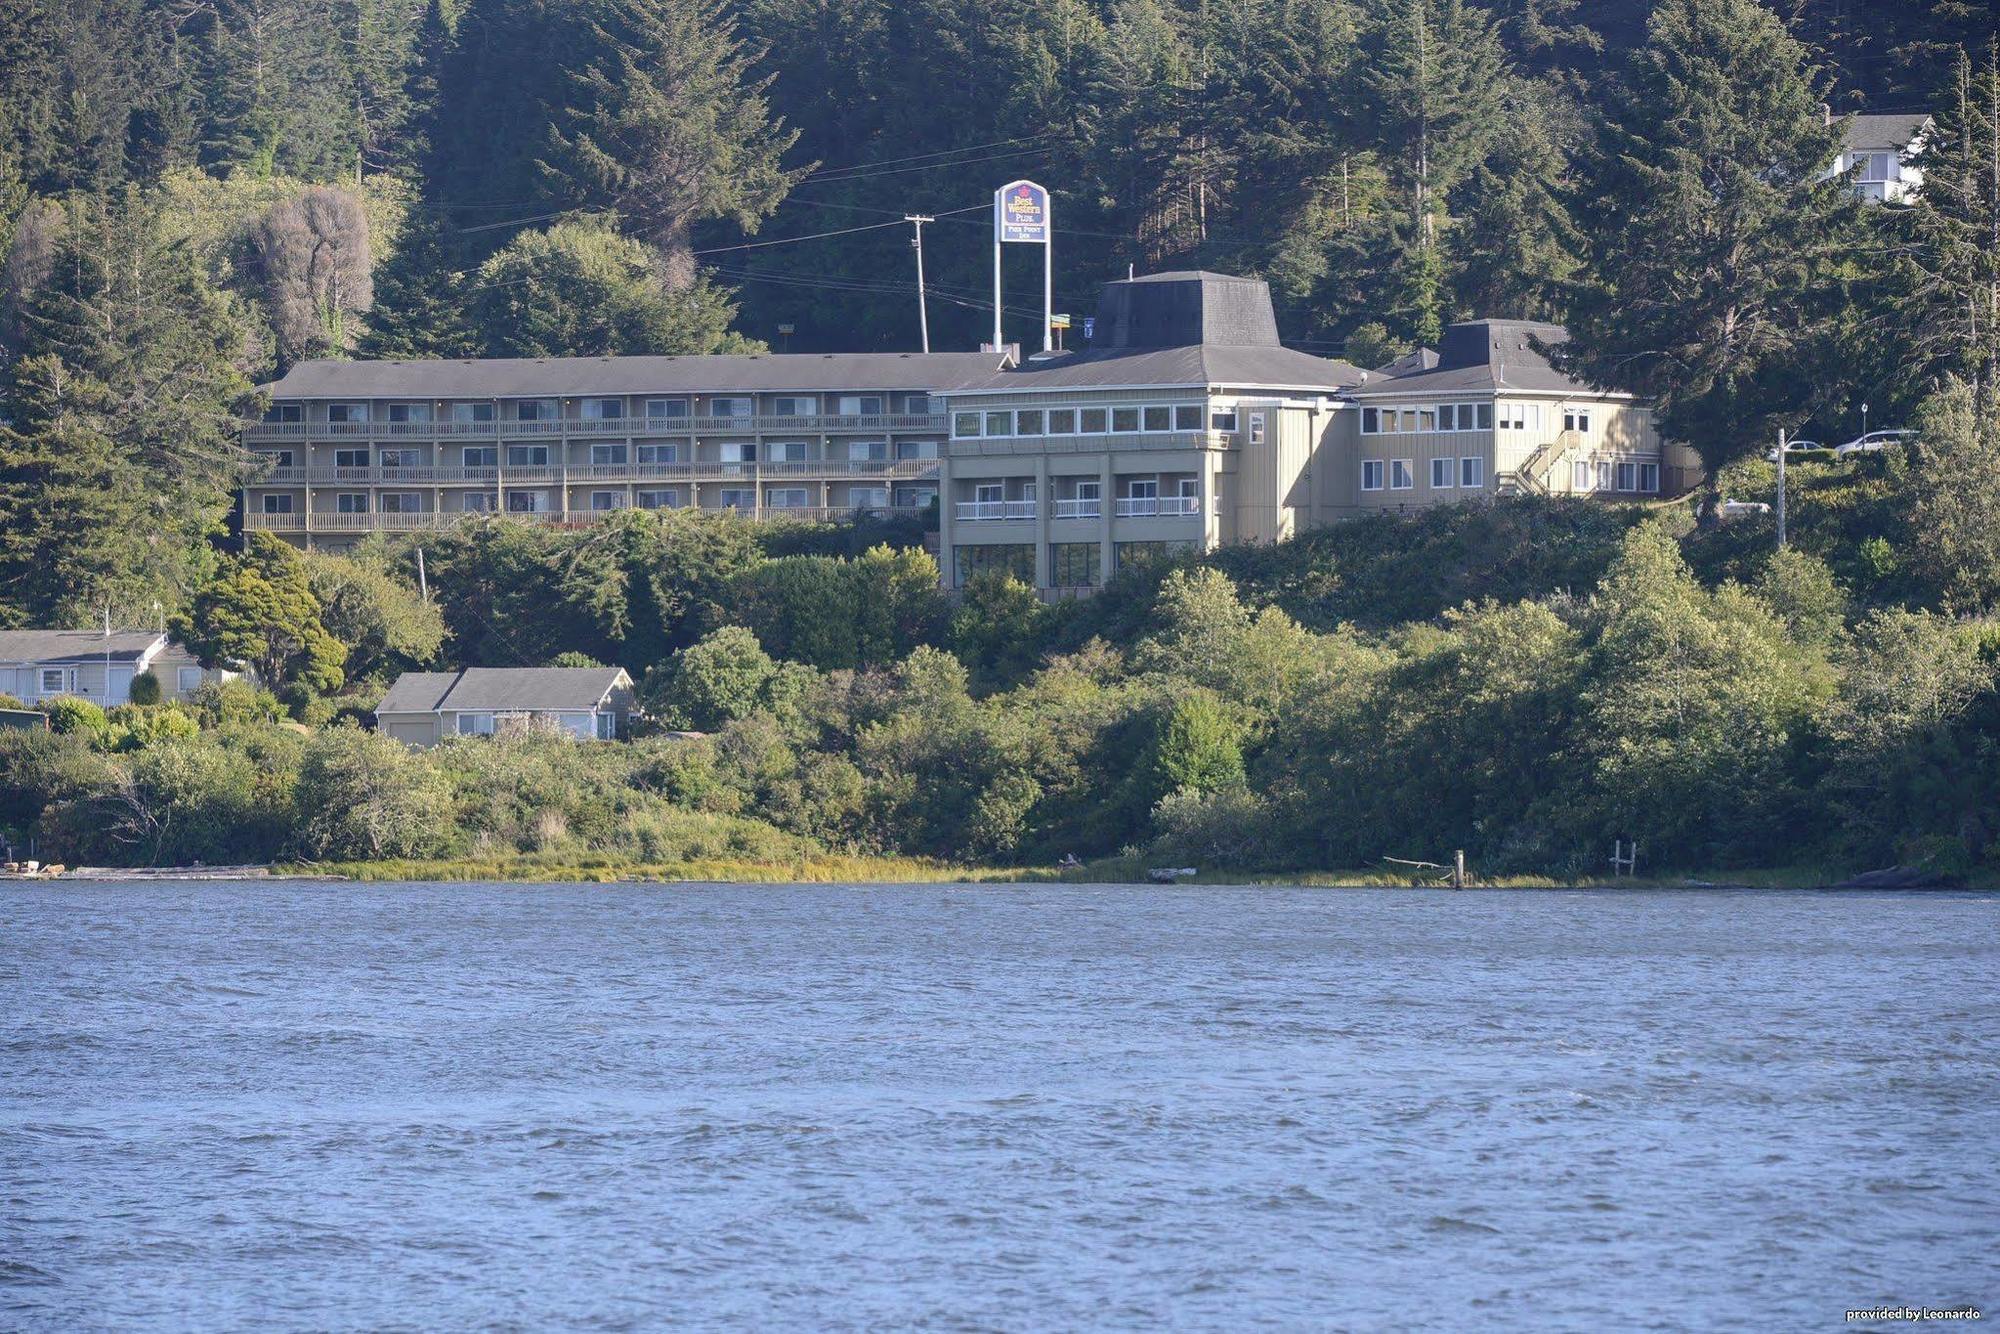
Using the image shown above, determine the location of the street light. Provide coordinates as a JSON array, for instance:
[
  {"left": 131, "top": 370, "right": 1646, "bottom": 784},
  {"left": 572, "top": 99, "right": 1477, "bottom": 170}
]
[{"left": 1861, "top": 401, "right": 1869, "bottom": 440}]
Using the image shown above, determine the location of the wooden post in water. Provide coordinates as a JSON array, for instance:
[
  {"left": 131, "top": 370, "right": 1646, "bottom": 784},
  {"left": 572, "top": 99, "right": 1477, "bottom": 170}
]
[{"left": 1453, "top": 849, "right": 1466, "bottom": 889}]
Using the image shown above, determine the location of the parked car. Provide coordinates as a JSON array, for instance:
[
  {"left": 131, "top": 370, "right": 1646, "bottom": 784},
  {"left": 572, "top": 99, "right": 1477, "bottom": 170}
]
[
  {"left": 1764, "top": 439, "right": 1821, "bottom": 461},
  {"left": 1835, "top": 429, "right": 1916, "bottom": 456},
  {"left": 1718, "top": 499, "right": 1772, "bottom": 521}
]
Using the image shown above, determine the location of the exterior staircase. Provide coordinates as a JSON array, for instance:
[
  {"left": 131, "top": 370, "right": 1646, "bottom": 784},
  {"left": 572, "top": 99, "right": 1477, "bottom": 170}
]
[{"left": 1498, "top": 430, "right": 1582, "bottom": 496}]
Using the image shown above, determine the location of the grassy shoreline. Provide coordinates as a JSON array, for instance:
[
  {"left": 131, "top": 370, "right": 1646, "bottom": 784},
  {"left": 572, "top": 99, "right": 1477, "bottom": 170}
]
[{"left": 258, "top": 854, "right": 1982, "bottom": 890}]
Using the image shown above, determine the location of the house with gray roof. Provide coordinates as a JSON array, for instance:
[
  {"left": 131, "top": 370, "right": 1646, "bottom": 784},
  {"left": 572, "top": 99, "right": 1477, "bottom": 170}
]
[
  {"left": 0, "top": 630, "right": 227, "bottom": 707},
  {"left": 374, "top": 667, "right": 636, "bottom": 746},
  {"left": 1831, "top": 108, "right": 1930, "bottom": 204}
]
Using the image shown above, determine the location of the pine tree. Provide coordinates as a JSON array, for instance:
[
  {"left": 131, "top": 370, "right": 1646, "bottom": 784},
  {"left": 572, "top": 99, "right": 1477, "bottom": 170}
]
[
  {"left": 1563, "top": 0, "right": 1856, "bottom": 470},
  {"left": 1898, "top": 39, "right": 2000, "bottom": 409},
  {"left": 358, "top": 210, "right": 479, "bottom": 358}
]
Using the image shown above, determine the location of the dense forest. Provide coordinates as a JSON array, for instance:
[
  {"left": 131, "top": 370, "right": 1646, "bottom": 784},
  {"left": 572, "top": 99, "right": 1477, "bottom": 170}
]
[{"left": 4, "top": 0, "right": 2000, "bottom": 878}]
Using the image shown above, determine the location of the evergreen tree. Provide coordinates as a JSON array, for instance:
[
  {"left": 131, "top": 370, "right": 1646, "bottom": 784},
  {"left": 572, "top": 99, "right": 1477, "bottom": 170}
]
[
  {"left": 1564, "top": 0, "right": 1857, "bottom": 470},
  {"left": 177, "top": 534, "right": 347, "bottom": 694},
  {"left": 358, "top": 210, "right": 479, "bottom": 358},
  {"left": 1898, "top": 39, "right": 2000, "bottom": 409}
]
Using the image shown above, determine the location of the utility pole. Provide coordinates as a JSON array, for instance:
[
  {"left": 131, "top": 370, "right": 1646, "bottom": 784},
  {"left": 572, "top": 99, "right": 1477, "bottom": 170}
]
[
  {"left": 1775, "top": 428, "right": 1788, "bottom": 550},
  {"left": 905, "top": 214, "right": 933, "bottom": 353}
]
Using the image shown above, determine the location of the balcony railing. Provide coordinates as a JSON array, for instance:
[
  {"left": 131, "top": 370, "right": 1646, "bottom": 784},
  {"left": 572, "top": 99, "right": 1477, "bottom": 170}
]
[
  {"left": 1052, "top": 498, "right": 1102, "bottom": 519},
  {"left": 243, "top": 503, "right": 928, "bottom": 534},
  {"left": 1114, "top": 495, "right": 1201, "bottom": 517},
  {"left": 954, "top": 500, "right": 1037, "bottom": 522},
  {"left": 249, "top": 459, "right": 940, "bottom": 486},
  {"left": 948, "top": 429, "right": 1234, "bottom": 458},
  {"left": 243, "top": 413, "right": 948, "bottom": 443}
]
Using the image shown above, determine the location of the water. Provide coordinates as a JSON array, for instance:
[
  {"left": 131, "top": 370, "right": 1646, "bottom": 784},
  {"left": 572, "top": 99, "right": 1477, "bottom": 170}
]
[{"left": 2, "top": 882, "right": 1995, "bottom": 1330}]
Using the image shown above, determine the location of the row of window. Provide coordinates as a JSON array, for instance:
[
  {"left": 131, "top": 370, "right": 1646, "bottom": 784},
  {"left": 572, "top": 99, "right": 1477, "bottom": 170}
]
[
  {"left": 457, "top": 712, "right": 617, "bottom": 740},
  {"left": 952, "top": 541, "right": 1195, "bottom": 587},
  {"left": 269, "top": 486, "right": 928, "bottom": 516},
  {"left": 952, "top": 405, "right": 1258, "bottom": 441},
  {"left": 266, "top": 395, "right": 928, "bottom": 425},
  {"left": 288, "top": 440, "right": 934, "bottom": 469},
  {"left": 1361, "top": 457, "right": 1488, "bottom": 491},
  {"left": 1360, "top": 403, "right": 1593, "bottom": 435},
  {"left": 1573, "top": 460, "right": 1659, "bottom": 492},
  {"left": 967, "top": 478, "right": 1198, "bottom": 504},
  {"left": 32, "top": 666, "right": 205, "bottom": 695}
]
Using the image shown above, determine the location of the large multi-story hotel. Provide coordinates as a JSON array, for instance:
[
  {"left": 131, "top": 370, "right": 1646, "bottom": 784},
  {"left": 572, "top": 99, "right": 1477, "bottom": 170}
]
[{"left": 242, "top": 271, "right": 1699, "bottom": 589}]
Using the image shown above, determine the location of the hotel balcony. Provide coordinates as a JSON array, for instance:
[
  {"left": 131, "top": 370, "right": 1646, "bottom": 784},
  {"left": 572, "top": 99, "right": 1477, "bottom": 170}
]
[
  {"left": 244, "top": 504, "right": 926, "bottom": 535},
  {"left": 1113, "top": 495, "right": 1201, "bottom": 518},
  {"left": 1052, "top": 498, "right": 1101, "bottom": 519},
  {"left": 243, "top": 413, "right": 949, "bottom": 443},
  {"left": 250, "top": 459, "right": 939, "bottom": 486},
  {"left": 954, "top": 500, "right": 1038, "bottom": 522}
]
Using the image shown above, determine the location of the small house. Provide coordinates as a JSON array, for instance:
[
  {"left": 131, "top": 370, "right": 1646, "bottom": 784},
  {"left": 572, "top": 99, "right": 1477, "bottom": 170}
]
[
  {"left": 374, "top": 667, "right": 636, "bottom": 746},
  {"left": 0, "top": 630, "right": 227, "bottom": 707}
]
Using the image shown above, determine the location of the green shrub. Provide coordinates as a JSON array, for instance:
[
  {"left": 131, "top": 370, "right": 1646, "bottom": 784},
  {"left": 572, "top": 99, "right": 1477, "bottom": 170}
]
[
  {"left": 42, "top": 696, "right": 108, "bottom": 737},
  {"left": 126, "top": 671, "right": 162, "bottom": 705},
  {"left": 0, "top": 693, "right": 26, "bottom": 711},
  {"left": 104, "top": 704, "right": 202, "bottom": 752},
  {"left": 189, "top": 679, "right": 283, "bottom": 727}
]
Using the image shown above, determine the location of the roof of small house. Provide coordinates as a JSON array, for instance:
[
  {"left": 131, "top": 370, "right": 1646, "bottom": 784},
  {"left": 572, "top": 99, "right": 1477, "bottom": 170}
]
[
  {"left": 0, "top": 630, "right": 168, "bottom": 665},
  {"left": 1349, "top": 320, "right": 1624, "bottom": 398},
  {"left": 375, "top": 667, "right": 630, "bottom": 715},
  {"left": 1844, "top": 111, "right": 1930, "bottom": 153}
]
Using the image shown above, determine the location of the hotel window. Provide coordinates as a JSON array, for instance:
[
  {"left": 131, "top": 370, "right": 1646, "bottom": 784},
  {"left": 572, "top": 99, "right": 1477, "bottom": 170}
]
[
  {"left": 515, "top": 399, "right": 556, "bottom": 421},
  {"left": 896, "top": 440, "right": 937, "bottom": 460},
  {"left": 850, "top": 486, "right": 888, "bottom": 509},
  {"left": 590, "top": 491, "right": 626, "bottom": 511},
  {"left": 974, "top": 483, "right": 1004, "bottom": 505},
  {"left": 985, "top": 411, "right": 1013, "bottom": 436},
  {"left": 1390, "top": 460, "right": 1414, "bottom": 490},
  {"left": 386, "top": 403, "right": 432, "bottom": 423},
  {"left": 1476, "top": 403, "right": 1494, "bottom": 430},
  {"left": 637, "top": 443, "right": 678, "bottom": 464},
  {"left": 1075, "top": 480, "right": 1101, "bottom": 503},
  {"left": 1143, "top": 406, "right": 1172, "bottom": 432},
  {"left": 1416, "top": 407, "right": 1436, "bottom": 432},
  {"left": 507, "top": 492, "right": 548, "bottom": 512},
  {"left": 1211, "top": 409, "right": 1238, "bottom": 432},
  {"left": 464, "top": 446, "right": 497, "bottom": 467},
  {"left": 507, "top": 445, "right": 549, "bottom": 467},
  {"left": 1015, "top": 409, "right": 1045, "bottom": 436},
  {"left": 457, "top": 713, "right": 496, "bottom": 736},
  {"left": 1125, "top": 479, "right": 1159, "bottom": 501},
  {"left": 1249, "top": 412, "right": 1266, "bottom": 445},
  {"left": 710, "top": 397, "right": 753, "bottom": 418},
  {"left": 1639, "top": 463, "right": 1660, "bottom": 492},
  {"left": 645, "top": 398, "right": 689, "bottom": 420},
  {"left": 1460, "top": 456, "right": 1485, "bottom": 489},
  {"left": 1498, "top": 402, "right": 1526, "bottom": 431},
  {"left": 379, "top": 448, "right": 420, "bottom": 469},
  {"left": 901, "top": 393, "right": 931, "bottom": 414},
  {"left": 452, "top": 402, "right": 496, "bottom": 423},
  {"left": 591, "top": 444, "right": 629, "bottom": 465},
  {"left": 1361, "top": 407, "right": 1380, "bottom": 434},
  {"left": 772, "top": 396, "right": 816, "bottom": 417},
  {"left": 720, "top": 442, "right": 756, "bottom": 465},
  {"left": 379, "top": 492, "right": 423, "bottom": 514},
  {"left": 262, "top": 403, "right": 303, "bottom": 423},
  {"left": 464, "top": 493, "right": 498, "bottom": 512},
  {"left": 1112, "top": 407, "right": 1141, "bottom": 433},
  {"left": 1051, "top": 543, "right": 1098, "bottom": 588},
  {"left": 1437, "top": 405, "right": 1456, "bottom": 431},
  {"left": 327, "top": 403, "right": 368, "bottom": 423},
  {"left": 259, "top": 449, "right": 295, "bottom": 468},
  {"left": 337, "top": 493, "right": 369, "bottom": 513},
  {"left": 1565, "top": 409, "right": 1592, "bottom": 434},
  {"left": 582, "top": 398, "right": 623, "bottom": 420},
  {"left": 717, "top": 488, "right": 754, "bottom": 509},
  {"left": 847, "top": 440, "right": 887, "bottom": 462},
  {"left": 1617, "top": 461, "right": 1638, "bottom": 492},
  {"left": 1079, "top": 408, "right": 1109, "bottom": 433},
  {"left": 334, "top": 448, "right": 370, "bottom": 468},
  {"left": 262, "top": 494, "right": 295, "bottom": 514},
  {"left": 953, "top": 412, "right": 982, "bottom": 438},
  {"left": 1595, "top": 460, "right": 1613, "bottom": 489},
  {"left": 1175, "top": 405, "right": 1203, "bottom": 430},
  {"left": 1047, "top": 408, "right": 1077, "bottom": 433},
  {"left": 1361, "top": 460, "right": 1385, "bottom": 491},
  {"left": 1430, "top": 457, "right": 1454, "bottom": 488},
  {"left": 837, "top": 394, "right": 884, "bottom": 416},
  {"left": 636, "top": 489, "right": 680, "bottom": 509},
  {"left": 1572, "top": 460, "right": 1593, "bottom": 490},
  {"left": 767, "top": 441, "right": 809, "bottom": 463}
]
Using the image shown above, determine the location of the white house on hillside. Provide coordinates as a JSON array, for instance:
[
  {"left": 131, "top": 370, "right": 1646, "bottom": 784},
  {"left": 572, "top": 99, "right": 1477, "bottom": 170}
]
[
  {"left": 375, "top": 667, "right": 636, "bottom": 746},
  {"left": 0, "top": 630, "right": 226, "bottom": 707},
  {"left": 1835, "top": 109, "right": 1930, "bottom": 204}
]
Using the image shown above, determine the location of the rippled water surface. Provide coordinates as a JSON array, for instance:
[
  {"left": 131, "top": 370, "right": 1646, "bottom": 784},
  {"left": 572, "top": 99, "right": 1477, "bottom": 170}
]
[{"left": 3, "top": 881, "right": 1996, "bottom": 1330}]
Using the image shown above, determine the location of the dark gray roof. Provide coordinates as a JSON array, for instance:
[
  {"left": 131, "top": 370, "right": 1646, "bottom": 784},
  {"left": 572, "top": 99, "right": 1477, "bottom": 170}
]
[
  {"left": 1090, "top": 272, "right": 1282, "bottom": 350},
  {"left": 942, "top": 344, "right": 1365, "bottom": 395},
  {"left": 263, "top": 352, "right": 1011, "bottom": 400},
  {"left": 1351, "top": 320, "right": 1617, "bottom": 397},
  {"left": 0, "top": 629, "right": 167, "bottom": 665},
  {"left": 1376, "top": 347, "right": 1439, "bottom": 378},
  {"left": 1845, "top": 112, "right": 1929, "bottom": 152},
  {"left": 375, "top": 667, "right": 629, "bottom": 715}
]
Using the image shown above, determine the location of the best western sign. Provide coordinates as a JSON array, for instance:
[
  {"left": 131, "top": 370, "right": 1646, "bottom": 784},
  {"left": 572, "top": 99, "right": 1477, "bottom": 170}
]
[{"left": 996, "top": 180, "right": 1050, "bottom": 244}]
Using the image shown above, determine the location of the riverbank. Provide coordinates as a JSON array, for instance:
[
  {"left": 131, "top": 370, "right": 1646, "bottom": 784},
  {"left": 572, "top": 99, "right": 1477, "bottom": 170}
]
[{"left": 5, "top": 852, "right": 1967, "bottom": 890}]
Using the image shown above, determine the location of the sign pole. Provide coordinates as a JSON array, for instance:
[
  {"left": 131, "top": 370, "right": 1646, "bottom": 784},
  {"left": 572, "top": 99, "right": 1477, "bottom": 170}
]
[
  {"left": 992, "top": 201, "right": 1003, "bottom": 352},
  {"left": 1043, "top": 233, "right": 1054, "bottom": 353},
  {"left": 993, "top": 180, "right": 1052, "bottom": 358}
]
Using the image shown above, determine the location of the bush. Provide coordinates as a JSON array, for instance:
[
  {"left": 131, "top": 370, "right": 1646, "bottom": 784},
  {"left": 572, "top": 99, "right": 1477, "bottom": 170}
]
[
  {"left": 127, "top": 671, "right": 162, "bottom": 705},
  {"left": 189, "top": 679, "right": 283, "bottom": 727},
  {"left": 293, "top": 728, "right": 451, "bottom": 860},
  {"left": 0, "top": 693, "right": 25, "bottom": 711},
  {"left": 42, "top": 696, "right": 108, "bottom": 737},
  {"left": 104, "top": 704, "right": 202, "bottom": 752}
]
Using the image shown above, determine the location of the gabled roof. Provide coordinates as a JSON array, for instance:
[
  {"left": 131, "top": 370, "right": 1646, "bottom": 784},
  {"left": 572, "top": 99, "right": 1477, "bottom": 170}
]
[
  {"left": 0, "top": 630, "right": 167, "bottom": 665},
  {"left": 375, "top": 667, "right": 629, "bottom": 715},
  {"left": 940, "top": 344, "right": 1366, "bottom": 396},
  {"left": 262, "top": 352, "right": 1012, "bottom": 401},
  {"left": 1350, "top": 319, "right": 1617, "bottom": 398},
  {"left": 1844, "top": 112, "right": 1929, "bottom": 153}
]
